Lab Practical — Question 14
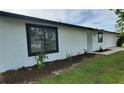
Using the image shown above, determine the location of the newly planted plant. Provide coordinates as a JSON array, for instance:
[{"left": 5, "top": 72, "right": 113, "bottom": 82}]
[
  {"left": 66, "top": 53, "right": 72, "bottom": 61},
  {"left": 84, "top": 49, "right": 88, "bottom": 54},
  {"left": 99, "top": 46, "right": 103, "bottom": 52},
  {"left": 35, "top": 51, "right": 48, "bottom": 69}
]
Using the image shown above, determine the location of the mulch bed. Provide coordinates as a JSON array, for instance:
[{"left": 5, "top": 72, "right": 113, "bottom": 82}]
[
  {"left": 0, "top": 53, "right": 96, "bottom": 84},
  {"left": 95, "top": 49, "right": 111, "bottom": 52}
]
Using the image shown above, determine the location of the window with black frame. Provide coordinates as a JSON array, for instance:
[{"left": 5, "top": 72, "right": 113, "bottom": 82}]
[
  {"left": 26, "top": 23, "right": 59, "bottom": 56},
  {"left": 98, "top": 32, "right": 103, "bottom": 43}
]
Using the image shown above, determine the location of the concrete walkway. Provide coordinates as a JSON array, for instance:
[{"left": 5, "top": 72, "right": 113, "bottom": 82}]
[{"left": 93, "top": 47, "right": 124, "bottom": 55}]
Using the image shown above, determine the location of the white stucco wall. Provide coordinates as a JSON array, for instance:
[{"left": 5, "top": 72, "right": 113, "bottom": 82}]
[
  {"left": 105, "top": 32, "right": 117, "bottom": 48},
  {"left": 0, "top": 16, "right": 87, "bottom": 72},
  {"left": 92, "top": 31, "right": 117, "bottom": 51}
]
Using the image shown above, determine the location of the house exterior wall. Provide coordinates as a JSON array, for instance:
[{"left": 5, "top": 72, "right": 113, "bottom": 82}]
[
  {"left": 0, "top": 16, "right": 87, "bottom": 72},
  {"left": 105, "top": 32, "right": 117, "bottom": 48},
  {"left": 92, "top": 31, "right": 117, "bottom": 51}
]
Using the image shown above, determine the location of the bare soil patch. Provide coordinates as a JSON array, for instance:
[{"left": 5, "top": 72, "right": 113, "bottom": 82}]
[{"left": 0, "top": 53, "right": 96, "bottom": 84}]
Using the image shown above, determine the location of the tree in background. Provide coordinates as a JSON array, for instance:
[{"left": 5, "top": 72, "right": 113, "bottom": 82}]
[
  {"left": 113, "top": 9, "right": 124, "bottom": 32},
  {"left": 113, "top": 9, "right": 124, "bottom": 46}
]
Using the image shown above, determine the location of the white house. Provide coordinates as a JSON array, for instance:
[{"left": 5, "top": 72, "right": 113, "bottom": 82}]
[{"left": 0, "top": 11, "right": 118, "bottom": 72}]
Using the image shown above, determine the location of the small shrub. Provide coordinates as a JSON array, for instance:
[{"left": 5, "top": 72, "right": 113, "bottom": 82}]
[
  {"left": 99, "top": 46, "right": 103, "bottom": 52},
  {"left": 117, "top": 35, "right": 124, "bottom": 46},
  {"left": 77, "top": 52, "right": 80, "bottom": 56},
  {"left": 84, "top": 49, "right": 88, "bottom": 54},
  {"left": 66, "top": 53, "right": 72, "bottom": 61},
  {"left": 35, "top": 51, "right": 48, "bottom": 70}
]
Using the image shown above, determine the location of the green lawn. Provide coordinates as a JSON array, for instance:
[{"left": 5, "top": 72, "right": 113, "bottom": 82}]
[{"left": 40, "top": 51, "right": 124, "bottom": 84}]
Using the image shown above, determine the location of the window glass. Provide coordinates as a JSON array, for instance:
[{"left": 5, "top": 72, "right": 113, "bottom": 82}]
[
  {"left": 98, "top": 32, "right": 103, "bottom": 42},
  {"left": 45, "top": 28, "right": 57, "bottom": 52},
  {"left": 30, "top": 27, "right": 45, "bottom": 53},
  {"left": 26, "top": 23, "right": 58, "bottom": 56}
]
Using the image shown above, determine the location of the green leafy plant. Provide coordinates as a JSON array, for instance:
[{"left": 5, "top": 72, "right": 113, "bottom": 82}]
[
  {"left": 113, "top": 9, "right": 124, "bottom": 32},
  {"left": 84, "top": 49, "right": 88, "bottom": 54},
  {"left": 99, "top": 46, "right": 103, "bottom": 52},
  {"left": 77, "top": 52, "right": 81, "bottom": 56},
  {"left": 35, "top": 51, "right": 48, "bottom": 70},
  {"left": 66, "top": 53, "right": 72, "bottom": 61},
  {"left": 117, "top": 35, "right": 124, "bottom": 46}
]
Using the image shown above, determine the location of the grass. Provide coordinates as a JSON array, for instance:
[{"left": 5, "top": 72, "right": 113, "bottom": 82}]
[{"left": 40, "top": 51, "right": 124, "bottom": 84}]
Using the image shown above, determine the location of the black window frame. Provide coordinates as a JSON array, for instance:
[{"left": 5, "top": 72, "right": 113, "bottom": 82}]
[
  {"left": 98, "top": 32, "right": 103, "bottom": 43},
  {"left": 26, "top": 23, "right": 59, "bottom": 57}
]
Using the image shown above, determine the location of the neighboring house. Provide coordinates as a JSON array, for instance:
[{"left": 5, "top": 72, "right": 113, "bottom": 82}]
[{"left": 0, "top": 11, "right": 118, "bottom": 72}]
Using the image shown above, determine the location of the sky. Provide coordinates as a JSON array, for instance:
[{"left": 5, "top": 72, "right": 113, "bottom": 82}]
[{"left": 3, "top": 9, "right": 118, "bottom": 32}]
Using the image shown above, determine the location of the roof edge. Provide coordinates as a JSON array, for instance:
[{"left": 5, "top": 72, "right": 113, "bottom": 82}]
[{"left": 0, "top": 11, "right": 117, "bottom": 34}]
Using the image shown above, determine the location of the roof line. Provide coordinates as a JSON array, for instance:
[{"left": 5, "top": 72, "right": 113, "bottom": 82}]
[{"left": 0, "top": 11, "right": 117, "bottom": 34}]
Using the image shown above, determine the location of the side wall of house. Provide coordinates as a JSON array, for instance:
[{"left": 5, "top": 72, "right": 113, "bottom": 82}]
[
  {"left": 0, "top": 16, "right": 87, "bottom": 72},
  {"left": 92, "top": 31, "right": 117, "bottom": 51},
  {"left": 105, "top": 32, "right": 117, "bottom": 48}
]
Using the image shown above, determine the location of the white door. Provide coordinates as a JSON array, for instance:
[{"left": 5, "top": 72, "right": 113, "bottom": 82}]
[{"left": 87, "top": 31, "right": 93, "bottom": 52}]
